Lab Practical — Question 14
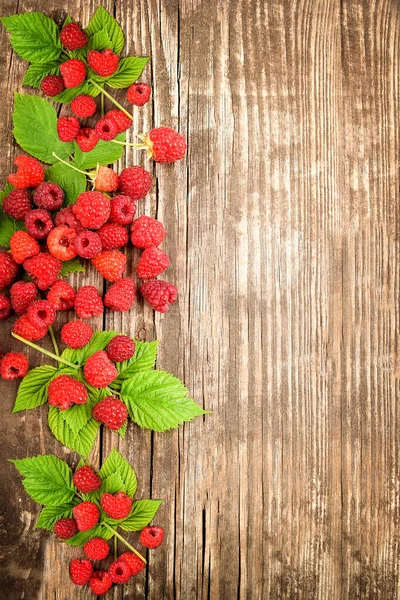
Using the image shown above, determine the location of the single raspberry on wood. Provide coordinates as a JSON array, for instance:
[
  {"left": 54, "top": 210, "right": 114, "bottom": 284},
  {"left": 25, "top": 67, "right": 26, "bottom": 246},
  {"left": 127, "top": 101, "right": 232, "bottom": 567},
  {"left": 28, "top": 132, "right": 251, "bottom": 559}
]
[
  {"left": 47, "top": 280, "right": 76, "bottom": 311},
  {"left": 60, "top": 23, "right": 88, "bottom": 50},
  {"left": 40, "top": 75, "right": 65, "bottom": 97},
  {"left": 92, "top": 250, "right": 126, "bottom": 282},
  {"left": 119, "top": 552, "right": 146, "bottom": 576},
  {"left": 0, "top": 294, "right": 12, "bottom": 320},
  {"left": 0, "top": 352, "right": 28, "bottom": 380},
  {"left": 106, "top": 109, "right": 132, "bottom": 133},
  {"left": 75, "top": 286, "right": 104, "bottom": 319},
  {"left": 47, "top": 225, "right": 77, "bottom": 261},
  {"left": 23, "top": 253, "right": 61, "bottom": 290},
  {"left": 84, "top": 537, "right": 110, "bottom": 561},
  {"left": 24, "top": 209, "right": 54, "bottom": 240},
  {"left": 57, "top": 116, "right": 80, "bottom": 142},
  {"left": 48, "top": 375, "right": 88, "bottom": 410},
  {"left": 75, "top": 127, "right": 99, "bottom": 152},
  {"left": 33, "top": 182, "right": 64, "bottom": 211},
  {"left": 140, "top": 525, "right": 164, "bottom": 548},
  {"left": 69, "top": 559, "right": 93, "bottom": 586},
  {"left": 0, "top": 251, "right": 18, "bottom": 289},
  {"left": 60, "top": 59, "right": 86, "bottom": 88},
  {"left": 10, "top": 230, "right": 40, "bottom": 264},
  {"left": 130, "top": 215, "right": 166, "bottom": 248},
  {"left": 98, "top": 223, "right": 128, "bottom": 250},
  {"left": 84, "top": 351, "right": 118, "bottom": 388},
  {"left": 10, "top": 281, "right": 37, "bottom": 315},
  {"left": 140, "top": 280, "right": 178, "bottom": 313},
  {"left": 12, "top": 314, "right": 47, "bottom": 341},
  {"left": 27, "top": 300, "right": 56, "bottom": 328},
  {"left": 104, "top": 278, "right": 136, "bottom": 312},
  {"left": 8, "top": 155, "right": 44, "bottom": 189},
  {"left": 2, "top": 189, "right": 32, "bottom": 220},
  {"left": 73, "top": 502, "right": 100, "bottom": 532},
  {"left": 108, "top": 195, "right": 136, "bottom": 226},
  {"left": 106, "top": 335, "right": 135, "bottom": 362},
  {"left": 146, "top": 127, "right": 187, "bottom": 164},
  {"left": 89, "top": 570, "right": 112, "bottom": 595},
  {"left": 93, "top": 167, "right": 119, "bottom": 192},
  {"left": 92, "top": 397, "right": 128, "bottom": 430},
  {"left": 71, "top": 94, "right": 97, "bottom": 117},
  {"left": 73, "top": 465, "right": 101, "bottom": 493},
  {"left": 72, "top": 192, "right": 110, "bottom": 229},
  {"left": 53, "top": 517, "right": 77, "bottom": 540},
  {"left": 108, "top": 559, "right": 131, "bottom": 584},
  {"left": 100, "top": 491, "right": 132, "bottom": 520},
  {"left": 136, "top": 247, "right": 170, "bottom": 280},
  {"left": 88, "top": 48, "right": 119, "bottom": 77},
  {"left": 61, "top": 321, "right": 93, "bottom": 348},
  {"left": 55, "top": 206, "right": 82, "bottom": 230},
  {"left": 118, "top": 166, "right": 152, "bottom": 200},
  {"left": 95, "top": 117, "right": 119, "bottom": 141},
  {"left": 127, "top": 82, "right": 151, "bottom": 106},
  {"left": 73, "top": 230, "right": 102, "bottom": 259}
]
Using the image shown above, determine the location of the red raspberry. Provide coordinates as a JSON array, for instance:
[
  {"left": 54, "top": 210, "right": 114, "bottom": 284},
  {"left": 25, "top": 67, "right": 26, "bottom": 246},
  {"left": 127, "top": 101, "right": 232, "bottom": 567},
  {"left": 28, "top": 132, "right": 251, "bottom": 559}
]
[
  {"left": 48, "top": 374, "right": 88, "bottom": 410},
  {"left": 137, "top": 247, "right": 170, "bottom": 280},
  {"left": 33, "top": 182, "right": 64, "bottom": 211},
  {"left": 0, "top": 251, "right": 18, "bottom": 289},
  {"left": 73, "top": 230, "right": 102, "bottom": 259},
  {"left": 106, "top": 335, "right": 135, "bottom": 362},
  {"left": 108, "top": 559, "right": 131, "bottom": 584},
  {"left": 72, "top": 192, "right": 110, "bottom": 229},
  {"left": 0, "top": 352, "right": 28, "bottom": 380},
  {"left": 130, "top": 216, "right": 166, "bottom": 249},
  {"left": 98, "top": 223, "right": 128, "bottom": 250},
  {"left": 60, "top": 23, "right": 88, "bottom": 50},
  {"left": 100, "top": 491, "right": 132, "bottom": 520},
  {"left": 118, "top": 166, "right": 152, "bottom": 200},
  {"left": 10, "top": 281, "right": 37, "bottom": 314},
  {"left": 47, "top": 225, "right": 77, "bottom": 261},
  {"left": 84, "top": 538, "right": 109, "bottom": 561},
  {"left": 75, "top": 127, "right": 99, "bottom": 152},
  {"left": 71, "top": 94, "right": 97, "bottom": 117},
  {"left": 61, "top": 321, "right": 93, "bottom": 348},
  {"left": 92, "top": 397, "right": 128, "bottom": 430},
  {"left": 73, "top": 502, "right": 100, "bottom": 531},
  {"left": 119, "top": 552, "right": 146, "bottom": 576},
  {"left": 40, "top": 75, "right": 65, "bottom": 97},
  {"left": 73, "top": 465, "right": 101, "bottom": 493},
  {"left": 2, "top": 189, "right": 32, "bottom": 220},
  {"left": 47, "top": 280, "right": 76, "bottom": 311},
  {"left": 8, "top": 155, "right": 44, "bottom": 189},
  {"left": 84, "top": 352, "right": 118, "bottom": 388},
  {"left": 55, "top": 206, "right": 82, "bottom": 230},
  {"left": 140, "top": 525, "right": 164, "bottom": 548},
  {"left": 10, "top": 230, "right": 40, "bottom": 264},
  {"left": 57, "top": 116, "right": 80, "bottom": 142},
  {"left": 69, "top": 559, "right": 93, "bottom": 586},
  {"left": 75, "top": 286, "right": 103, "bottom": 319},
  {"left": 60, "top": 59, "right": 86, "bottom": 89},
  {"left": 88, "top": 48, "right": 119, "bottom": 77},
  {"left": 108, "top": 195, "right": 136, "bottom": 226},
  {"left": 104, "top": 278, "right": 136, "bottom": 312},
  {"left": 146, "top": 127, "right": 187, "bottom": 164},
  {"left": 12, "top": 314, "right": 47, "bottom": 341},
  {"left": 24, "top": 209, "right": 54, "bottom": 240},
  {"left": 23, "top": 253, "right": 61, "bottom": 290},
  {"left": 106, "top": 109, "right": 132, "bottom": 133},
  {"left": 89, "top": 570, "right": 112, "bottom": 595},
  {"left": 93, "top": 167, "right": 119, "bottom": 192},
  {"left": 27, "top": 299, "right": 56, "bottom": 328},
  {"left": 53, "top": 517, "right": 77, "bottom": 540},
  {"left": 140, "top": 280, "right": 178, "bottom": 313},
  {"left": 0, "top": 294, "right": 12, "bottom": 320},
  {"left": 92, "top": 250, "right": 126, "bottom": 282},
  {"left": 127, "top": 82, "right": 151, "bottom": 106},
  {"left": 95, "top": 117, "right": 119, "bottom": 141}
]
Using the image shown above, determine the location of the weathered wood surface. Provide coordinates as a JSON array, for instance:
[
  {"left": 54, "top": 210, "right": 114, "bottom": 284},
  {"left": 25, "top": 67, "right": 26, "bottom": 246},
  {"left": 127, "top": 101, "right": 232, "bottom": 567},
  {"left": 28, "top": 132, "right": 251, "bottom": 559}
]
[{"left": 0, "top": 0, "right": 399, "bottom": 598}]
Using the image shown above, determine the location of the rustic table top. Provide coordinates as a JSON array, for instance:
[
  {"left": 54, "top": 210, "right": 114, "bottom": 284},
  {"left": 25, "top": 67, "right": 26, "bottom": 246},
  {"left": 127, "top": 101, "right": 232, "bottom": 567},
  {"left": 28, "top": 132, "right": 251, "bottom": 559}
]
[{"left": 1, "top": 0, "right": 399, "bottom": 598}]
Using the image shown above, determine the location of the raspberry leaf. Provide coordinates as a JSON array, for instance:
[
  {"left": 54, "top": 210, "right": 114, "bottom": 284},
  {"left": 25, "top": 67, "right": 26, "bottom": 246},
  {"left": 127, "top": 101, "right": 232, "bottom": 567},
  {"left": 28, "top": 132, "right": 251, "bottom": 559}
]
[
  {"left": 48, "top": 407, "right": 100, "bottom": 459},
  {"left": 22, "top": 62, "right": 60, "bottom": 89},
  {"left": 0, "top": 12, "right": 62, "bottom": 64},
  {"left": 66, "top": 523, "right": 113, "bottom": 547},
  {"left": 118, "top": 499, "right": 163, "bottom": 532},
  {"left": 87, "top": 27, "right": 113, "bottom": 52},
  {"left": 0, "top": 183, "right": 25, "bottom": 249},
  {"left": 73, "top": 133, "right": 126, "bottom": 169},
  {"left": 60, "top": 258, "right": 86, "bottom": 277},
  {"left": 106, "top": 57, "right": 150, "bottom": 89},
  {"left": 45, "top": 162, "right": 87, "bottom": 206},
  {"left": 85, "top": 6, "right": 124, "bottom": 54},
  {"left": 12, "top": 365, "right": 57, "bottom": 413},
  {"left": 114, "top": 341, "right": 158, "bottom": 382},
  {"left": 53, "top": 81, "right": 100, "bottom": 104},
  {"left": 98, "top": 449, "right": 137, "bottom": 497},
  {"left": 35, "top": 504, "right": 74, "bottom": 530}
]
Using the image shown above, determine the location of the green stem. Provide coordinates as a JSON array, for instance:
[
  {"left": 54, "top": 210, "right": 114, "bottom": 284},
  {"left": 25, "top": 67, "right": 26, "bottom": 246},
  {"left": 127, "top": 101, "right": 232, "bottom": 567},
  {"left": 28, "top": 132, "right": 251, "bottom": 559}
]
[
  {"left": 48, "top": 327, "right": 59, "bottom": 356},
  {"left": 101, "top": 522, "right": 147, "bottom": 564},
  {"left": 12, "top": 333, "right": 80, "bottom": 369},
  {"left": 52, "top": 153, "right": 90, "bottom": 177},
  {"left": 111, "top": 139, "right": 146, "bottom": 148},
  {"left": 89, "top": 79, "right": 133, "bottom": 121}
]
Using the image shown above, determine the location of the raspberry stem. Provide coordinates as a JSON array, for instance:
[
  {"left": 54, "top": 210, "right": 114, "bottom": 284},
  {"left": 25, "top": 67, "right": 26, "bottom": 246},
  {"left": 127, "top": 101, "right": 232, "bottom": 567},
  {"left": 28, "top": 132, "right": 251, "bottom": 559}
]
[
  {"left": 52, "top": 153, "right": 90, "bottom": 177},
  {"left": 89, "top": 79, "right": 133, "bottom": 121},
  {"left": 101, "top": 521, "right": 147, "bottom": 564},
  {"left": 48, "top": 326, "right": 60, "bottom": 356},
  {"left": 110, "top": 139, "right": 146, "bottom": 148},
  {"left": 12, "top": 333, "right": 80, "bottom": 368}
]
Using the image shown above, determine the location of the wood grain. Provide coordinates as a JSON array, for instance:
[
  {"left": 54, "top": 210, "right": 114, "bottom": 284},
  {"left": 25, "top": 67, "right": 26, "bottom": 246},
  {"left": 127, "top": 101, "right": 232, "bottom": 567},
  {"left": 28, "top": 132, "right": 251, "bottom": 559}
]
[{"left": 0, "top": 0, "right": 399, "bottom": 598}]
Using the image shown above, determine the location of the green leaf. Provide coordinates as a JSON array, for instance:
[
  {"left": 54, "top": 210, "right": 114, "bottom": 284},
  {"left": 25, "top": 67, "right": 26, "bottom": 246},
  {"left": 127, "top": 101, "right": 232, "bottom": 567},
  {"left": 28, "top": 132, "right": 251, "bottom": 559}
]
[
  {"left": 35, "top": 504, "right": 74, "bottom": 530},
  {"left": 12, "top": 455, "right": 75, "bottom": 507},
  {"left": 85, "top": 6, "right": 124, "bottom": 54},
  {"left": 12, "top": 366, "right": 57, "bottom": 413},
  {"left": 73, "top": 133, "right": 126, "bottom": 169},
  {"left": 106, "top": 57, "right": 149, "bottom": 89},
  {"left": 98, "top": 449, "right": 137, "bottom": 497},
  {"left": 53, "top": 81, "right": 100, "bottom": 104},
  {"left": 118, "top": 421, "right": 127, "bottom": 438},
  {"left": 60, "top": 258, "right": 85, "bottom": 277},
  {"left": 115, "top": 341, "right": 158, "bottom": 381},
  {"left": 0, "top": 183, "right": 25, "bottom": 248},
  {"left": 45, "top": 162, "right": 87, "bottom": 206},
  {"left": 57, "top": 402, "right": 92, "bottom": 434},
  {"left": 71, "top": 331, "right": 119, "bottom": 365},
  {"left": 13, "top": 93, "right": 74, "bottom": 163},
  {"left": 48, "top": 407, "right": 100, "bottom": 459},
  {"left": 87, "top": 27, "right": 113, "bottom": 52},
  {"left": 66, "top": 523, "right": 113, "bottom": 547},
  {"left": 121, "top": 370, "right": 207, "bottom": 432},
  {"left": 119, "top": 499, "right": 162, "bottom": 531},
  {"left": 0, "top": 12, "right": 62, "bottom": 64},
  {"left": 22, "top": 62, "right": 60, "bottom": 89}
]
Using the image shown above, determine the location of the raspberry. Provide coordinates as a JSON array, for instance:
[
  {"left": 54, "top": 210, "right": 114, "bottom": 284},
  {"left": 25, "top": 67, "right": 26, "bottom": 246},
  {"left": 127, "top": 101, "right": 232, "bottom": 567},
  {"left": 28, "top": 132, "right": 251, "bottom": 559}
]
[
  {"left": 47, "top": 225, "right": 77, "bottom": 261},
  {"left": 75, "top": 127, "right": 99, "bottom": 152},
  {"left": 12, "top": 314, "right": 47, "bottom": 341},
  {"left": 55, "top": 206, "right": 82, "bottom": 230},
  {"left": 73, "top": 230, "right": 102, "bottom": 259},
  {"left": 88, "top": 48, "right": 119, "bottom": 77},
  {"left": 8, "top": 155, "right": 44, "bottom": 189},
  {"left": 61, "top": 321, "right": 93, "bottom": 348},
  {"left": 146, "top": 127, "right": 187, "bottom": 164},
  {"left": 0, "top": 352, "right": 28, "bottom": 380},
  {"left": 72, "top": 192, "right": 110, "bottom": 229},
  {"left": 40, "top": 75, "right": 65, "bottom": 97},
  {"left": 104, "top": 278, "right": 136, "bottom": 312},
  {"left": 24, "top": 209, "right": 54, "bottom": 240},
  {"left": 75, "top": 286, "right": 103, "bottom": 319},
  {"left": 127, "top": 82, "right": 151, "bottom": 106},
  {"left": 92, "top": 250, "right": 126, "bottom": 282},
  {"left": 106, "top": 109, "right": 132, "bottom": 133},
  {"left": 95, "top": 117, "right": 118, "bottom": 141},
  {"left": 118, "top": 166, "right": 152, "bottom": 200},
  {"left": 108, "top": 195, "right": 136, "bottom": 226},
  {"left": 10, "top": 281, "right": 37, "bottom": 314},
  {"left": 69, "top": 559, "right": 93, "bottom": 586},
  {"left": 106, "top": 335, "right": 135, "bottom": 362},
  {"left": 70, "top": 94, "right": 96, "bottom": 118},
  {"left": 100, "top": 491, "right": 132, "bottom": 520},
  {"left": 33, "top": 182, "right": 64, "bottom": 211},
  {"left": 73, "top": 465, "right": 101, "bottom": 493},
  {"left": 98, "top": 223, "right": 128, "bottom": 250},
  {"left": 60, "top": 59, "right": 86, "bottom": 89},
  {"left": 73, "top": 502, "right": 100, "bottom": 531},
  {"left": 57, "top": 116, "right": 80, "bottom": 142},
  {"left": 60, "top": 23, "right": 88, "bottom": 50},
  {"left": 93, "top": 167, "right": 119, "bottom": 192},
  {"left": 130, "top": 216, "right": 166, "bottom": 249},
  {"left": 53, "top": 517, "right": 77, "bottom": 540},
  {"left": 0, "top": 294, "right": 12, "bottom": 320},
  {"left": 84, "top": 538, "right": 109, "bottom": 561},
  {"left": 108, "top": 559, "right": 131, "bottom": 584},
  {"left": 136, "top": 247, "right": 170, "bottom": 280},
  {"left": 140, "top": 280, "right": 178, "bottom": 313},
  {"left": 89, "top": 570, "right": 112, "bottom": 595},
  {"left": 27, "top": 299, "right": 56, "bottom": 328},
  {"left": 140, "top": 525, "right": 164, "bottom": 548},
  {"left": 0, "top": 251, "right": 18, "bottom": 289},
  {"left": 10, "top": 230, "right": 40, "bottom": 264},
  {"left": 2, "top": 189, "right": 32, "bottom": 220},
  {"left": 23, "top": 252, "right": 61, "bottom": 290},
  {"left": 47, "top": 280, "right": 76, "bottom": 311},
  {"left": 84, "top": 352, "right": 118, "bottom": 388},
  {"left": 48, "top": 374, "right": 88, "bottom": 410},
  {"left": 119, "top": 552, "right": 146, "bottom": 576},
  {"left": 92, "top": 396, "right": 128, "bottom": 430}
]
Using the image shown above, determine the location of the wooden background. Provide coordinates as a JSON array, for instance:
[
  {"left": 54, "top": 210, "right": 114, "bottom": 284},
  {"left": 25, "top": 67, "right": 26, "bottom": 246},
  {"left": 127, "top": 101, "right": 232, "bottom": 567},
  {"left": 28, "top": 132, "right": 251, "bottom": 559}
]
[{"left": 0, "top": 0, "right": 399, "bottom": 598}]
